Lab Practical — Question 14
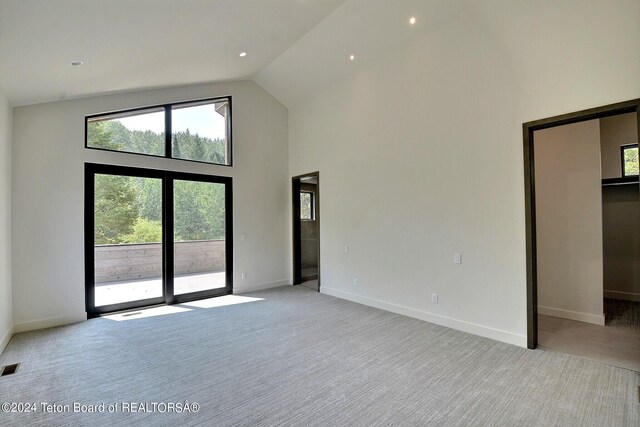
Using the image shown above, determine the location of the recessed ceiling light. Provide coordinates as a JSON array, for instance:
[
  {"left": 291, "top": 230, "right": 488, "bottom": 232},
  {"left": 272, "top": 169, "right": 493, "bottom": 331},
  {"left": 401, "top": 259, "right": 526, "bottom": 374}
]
[
  {"left": 70, "top": 60, "right": 83, "bottom": 66},
  {"left": 239, "top": 52, "right": 247, "bottom": 57},
  {"left": 349, "top": 54, "right": 355, "bottom": 61},
  {"left": 409, "top": 16, "right": 416, "bottom": 25}
]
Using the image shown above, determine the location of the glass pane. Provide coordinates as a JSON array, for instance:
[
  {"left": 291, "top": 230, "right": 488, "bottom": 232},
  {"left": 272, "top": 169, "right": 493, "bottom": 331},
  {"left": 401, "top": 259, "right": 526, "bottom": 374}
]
[
  {"left": 174, "top": 180, "right": 226, "bottom": 295},
  {"left": 623, "top": 146, "right": 639, "bottom": 176},
  {"left": 301, "top": 192, "right": 312, "bottom": 220},
  {"left": 94, "top": 175, "right": 163, "bottom": 306},
  {"left": 171, "top": 100, "right": 230, "bottom": 165},
  {"left": 87, "top": 108, "right": 165, "bottom": 156}
]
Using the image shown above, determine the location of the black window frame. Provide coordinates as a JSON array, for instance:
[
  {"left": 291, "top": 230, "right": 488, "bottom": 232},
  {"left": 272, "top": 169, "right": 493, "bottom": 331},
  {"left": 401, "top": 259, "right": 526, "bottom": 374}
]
[
  {"left": 620, "top": 143, "right": 639, "bottom": 177},
  {"left": 85, "top": 162, "right": 234, "bottom": 317},
  {"left": 85, "top": 96, "right": 233, "bottom": 167},
  {"left": 300, "top": 190, "right": 315, "bottom": 221}
]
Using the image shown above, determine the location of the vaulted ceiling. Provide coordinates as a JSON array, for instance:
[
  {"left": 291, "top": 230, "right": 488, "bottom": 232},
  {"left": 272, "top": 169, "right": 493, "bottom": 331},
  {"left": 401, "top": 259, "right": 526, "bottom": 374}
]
[
  {"left": 0, "top": 0, "right": 345, "bottom": 106},
  {"left": 2, "top": 1, "right": 638, "bottom": 109}
]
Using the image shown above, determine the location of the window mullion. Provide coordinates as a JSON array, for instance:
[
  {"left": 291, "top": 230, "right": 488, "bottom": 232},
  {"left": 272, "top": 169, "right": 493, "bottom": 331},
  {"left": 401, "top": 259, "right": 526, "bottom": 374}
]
[{"left": 164, "top": 105, "right": 172, "bottom": 159}]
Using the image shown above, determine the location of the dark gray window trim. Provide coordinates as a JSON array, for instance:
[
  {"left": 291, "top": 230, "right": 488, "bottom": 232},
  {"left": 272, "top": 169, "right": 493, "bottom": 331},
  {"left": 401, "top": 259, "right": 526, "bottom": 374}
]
[
  {"left": 84, "top": 162, "right": 234, "bottom": 317},
  {"left": 85, "top": 96, "right": 233, "bottom": 167}
]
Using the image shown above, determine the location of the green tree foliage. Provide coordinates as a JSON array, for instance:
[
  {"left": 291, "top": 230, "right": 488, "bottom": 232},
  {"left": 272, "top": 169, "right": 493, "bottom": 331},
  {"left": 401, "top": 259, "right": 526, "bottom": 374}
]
[
  {"left": 87, "top": 121, "right": 121, "bottom": 150},
  {"left": 135, "top": 177, "right": 162, "bottom": 222},
  {"left": 174, "top": 180, "right": 225, "bottom": 241},
  {"left": 88, "top": 118, "right": 226, "bottom": 163},
  {"left": 94, "top": 175, "right": 139, "bottom": 244},
  {"left": 93, "top": 120, "right": 165, "bottom": 156},
  {"left": 95, "top": 176, "right": 225, "bottom": 245},
  {"left": 623, "top": 146, "right": 639, "bottom": 176},
  {"left": 172, "top": 129, "right": 226, "bottom": 164},
  {"left": 300, "top": 193, "right": 312, "bottom": 219},
  {"left": 92, "top": 122, "right": 227, "bottom": 245},
  {"left": 123, "top": 218, "right": 163, "bottom": 244},
  {"left": 95, "top": 175, "right": 225, "bottom": 244}
]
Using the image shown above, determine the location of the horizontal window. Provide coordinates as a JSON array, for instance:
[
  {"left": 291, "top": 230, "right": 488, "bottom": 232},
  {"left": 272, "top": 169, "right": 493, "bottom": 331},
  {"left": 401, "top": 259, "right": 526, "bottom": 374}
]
[
  {"left": 87, "top": 107, "right": 166, "bottom": 157},
  {"left": 86, "top": 97, "right": 231, "bottom": 166}
]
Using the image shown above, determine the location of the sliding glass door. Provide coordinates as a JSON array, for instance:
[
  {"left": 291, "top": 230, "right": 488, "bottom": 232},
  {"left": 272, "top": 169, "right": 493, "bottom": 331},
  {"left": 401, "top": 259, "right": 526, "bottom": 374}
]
[
  {"left": 92, "top": 173, "right": 164, "bottom": 311},
  {"left": 172, "top": 179, "right": 228, "bottom": 298},
  {"left": 85, "top": 164, "right": 232, "bottom": 316}
]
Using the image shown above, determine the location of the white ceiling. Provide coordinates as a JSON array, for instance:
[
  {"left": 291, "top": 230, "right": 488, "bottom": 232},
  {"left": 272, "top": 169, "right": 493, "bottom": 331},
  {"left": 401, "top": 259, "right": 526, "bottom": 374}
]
[
  {"left": 4, "top": 0, "right": 636, "bottom": 109},
  {"left": 0, "top": 0, "right": 345, "bottom": 106},
  {"left": 256, "top": 0, "right": 468, "bottom": 108},
  {"left": 256, "top": 0, "right": 640, "bottom": 108}
]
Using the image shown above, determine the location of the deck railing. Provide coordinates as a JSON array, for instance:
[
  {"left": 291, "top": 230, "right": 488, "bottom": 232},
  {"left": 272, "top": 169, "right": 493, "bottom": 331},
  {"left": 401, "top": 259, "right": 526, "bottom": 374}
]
[{"left": 94, "top": 239, "right": 225, "bottom": 283}]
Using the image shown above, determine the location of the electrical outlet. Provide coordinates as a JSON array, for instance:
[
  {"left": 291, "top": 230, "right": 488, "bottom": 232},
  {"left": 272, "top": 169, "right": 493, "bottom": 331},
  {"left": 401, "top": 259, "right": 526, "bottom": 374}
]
[
  {"left": 240, "top": 233, "right": 246, "bottom": 241},
  {"left": 454, "top": 253, "right": 462, "bottom": 264},
  {"left": 353, "top": 278, "right": 358, "bottom": 287},
  {"left": 344, "top": 245, "right": 349, "bottom": 253},
  {"left": 241, "top": 272, "right": 246, "bottom": 279},
  {"left": 431, "top": 293, "right": 438, "bottom": 304}
]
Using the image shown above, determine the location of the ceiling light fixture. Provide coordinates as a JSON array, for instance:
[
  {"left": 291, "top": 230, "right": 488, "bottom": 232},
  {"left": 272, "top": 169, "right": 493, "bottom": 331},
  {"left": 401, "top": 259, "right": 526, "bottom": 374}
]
[
  {"left": 409, "top": 16, "right": 417, "bottom": 25},
  {"left": 239, "top": 52, "right": 247, "bottom": 57},
  {"left": 349, "top": 54, "right": 355, "bottom": 61},
  {"left": 70, "top": 60, "right": 83, "bottom": 66}
]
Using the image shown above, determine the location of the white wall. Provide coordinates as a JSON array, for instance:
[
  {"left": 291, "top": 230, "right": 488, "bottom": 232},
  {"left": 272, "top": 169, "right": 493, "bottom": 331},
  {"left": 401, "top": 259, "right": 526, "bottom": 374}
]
[
  {"left": 287, "top": 9, "right": 526, "bottom": 346},
  {"left": 0, "top": 88, "right": 12, "bottom": 353},
  {"left": 12, "top": 80, "right": 289, "bottom": 331},
  {"left": 260, "top": 0, "right": 640, "bottom": 347},
  {"left": 534, "top": 120, "right": 604, "bottom": 325},
  {"left": 600, "top": 113, "right": 638, "bottom": 179}
]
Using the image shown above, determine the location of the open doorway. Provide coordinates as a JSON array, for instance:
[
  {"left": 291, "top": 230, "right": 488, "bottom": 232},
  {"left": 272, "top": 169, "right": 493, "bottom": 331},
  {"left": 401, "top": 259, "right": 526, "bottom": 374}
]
[
  {"left": 523, "top": 99, "right": 639, "bottom": 370},
  {"left": 292, "top": 172, "right": 320, "bottom": 292}
]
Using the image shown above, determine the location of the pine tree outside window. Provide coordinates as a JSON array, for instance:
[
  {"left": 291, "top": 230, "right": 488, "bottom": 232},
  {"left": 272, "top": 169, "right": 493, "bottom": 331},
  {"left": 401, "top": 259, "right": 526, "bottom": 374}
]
[{"left": 86, "top": 97, "right": 232, "bottom": 166}]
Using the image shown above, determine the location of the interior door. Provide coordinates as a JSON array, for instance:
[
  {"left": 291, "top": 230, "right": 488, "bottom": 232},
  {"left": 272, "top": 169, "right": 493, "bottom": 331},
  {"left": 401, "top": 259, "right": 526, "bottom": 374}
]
[
  {"left": 292, "top": 172, "right": 320, "bottom": 290},
  {"left": 292, "top": 177, "right": 302, "bottom": 285}
]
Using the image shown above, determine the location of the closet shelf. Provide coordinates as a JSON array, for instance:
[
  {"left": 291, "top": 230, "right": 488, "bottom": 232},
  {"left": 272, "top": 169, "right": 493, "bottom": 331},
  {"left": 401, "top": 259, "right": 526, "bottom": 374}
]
[{"left": 602, "top": 177, "right": 639, "bottom": 187}]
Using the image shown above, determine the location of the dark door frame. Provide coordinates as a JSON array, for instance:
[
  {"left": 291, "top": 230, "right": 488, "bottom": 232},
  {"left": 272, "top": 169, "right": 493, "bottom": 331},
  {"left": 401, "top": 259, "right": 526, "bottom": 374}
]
[
  {"left": 292, "top": 172, "right": 320, "bottom": 290},
  {"left": 85, "top": 163, "right": 233, "bottom": 317},
  {"left": 522, "top": 98, "right": 639, "bottom": 349}
]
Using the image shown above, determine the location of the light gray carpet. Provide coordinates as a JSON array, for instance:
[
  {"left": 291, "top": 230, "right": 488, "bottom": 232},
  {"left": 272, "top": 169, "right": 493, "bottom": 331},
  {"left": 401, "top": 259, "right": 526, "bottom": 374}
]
[
  {"left": 299, "top": 279, "right": 318, "bottom": 292},
  {"left": 605, "top": 298, "right": 640, "bottom": 330},
  {"left": 0, "top": 286, "right": 638, "bottom": 426}
]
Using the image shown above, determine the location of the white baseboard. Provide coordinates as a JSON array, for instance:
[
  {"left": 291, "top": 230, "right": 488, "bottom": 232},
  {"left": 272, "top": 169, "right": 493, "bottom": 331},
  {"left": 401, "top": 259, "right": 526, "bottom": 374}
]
[
  {"left": 13, "top": 313, "right": 87, "bottom": 333},
  {"left": 538, "top": 306, "right": 604, "bottom": 325},
  {"left": 234, "top": 279, "right": 290, "bottom": 294},
  {"left": 604, "top": 290, "right": 640, "bottom": 302},
  {"left": 0, "top": 324, "right": 13, "bottom": 355},
  {"left": 322, "top": 287, "right": 527, "bottom": 348}
]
